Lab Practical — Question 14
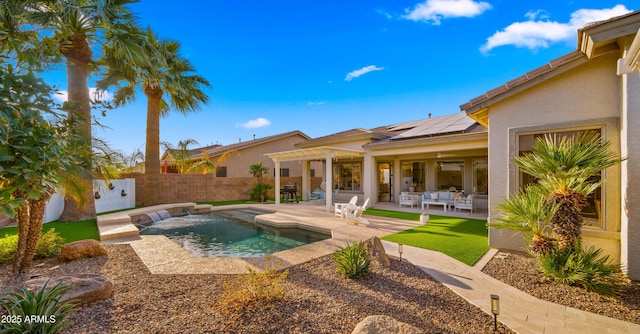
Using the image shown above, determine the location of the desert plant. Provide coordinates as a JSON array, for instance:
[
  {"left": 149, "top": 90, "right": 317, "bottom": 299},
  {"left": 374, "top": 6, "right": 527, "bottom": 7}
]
[
  {"left": 492, "top": 185, "right": 559, "bottom": 255},
  {"left": 250, "top": 183, "right": 273, "bottom": 202},
  {"left": 537, "top": 241, "right": 624, "bottom": 296},
  {"left": 333, "top": 241, "right": 370, "bottom": 278},
  {"left": 0, "top": 280, "right": 76, "bottom": 333},
  {"left": 515, "top": 132, "right": 620, "bottom": 251},
  {"left": 221, "top": 267, "right": 288, "bottom": 308}
]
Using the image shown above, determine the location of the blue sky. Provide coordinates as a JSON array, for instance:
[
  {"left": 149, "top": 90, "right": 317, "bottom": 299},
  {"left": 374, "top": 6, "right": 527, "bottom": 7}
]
[{"left": 48, "top": 1, "right": 634, "bottom": 155}]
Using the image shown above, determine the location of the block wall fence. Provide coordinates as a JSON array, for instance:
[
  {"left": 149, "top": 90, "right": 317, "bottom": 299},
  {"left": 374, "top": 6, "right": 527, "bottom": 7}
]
[{"left": 121, "top": 173, "right": 323, "bottom": 205}]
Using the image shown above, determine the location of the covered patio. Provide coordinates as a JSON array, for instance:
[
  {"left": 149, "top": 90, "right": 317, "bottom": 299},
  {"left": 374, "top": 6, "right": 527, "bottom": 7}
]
[{"left": 265, "top": 146, "right": 364, "bottom": 212}]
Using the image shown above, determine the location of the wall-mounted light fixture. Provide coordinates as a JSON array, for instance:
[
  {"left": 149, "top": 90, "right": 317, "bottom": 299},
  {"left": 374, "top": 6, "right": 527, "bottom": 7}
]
[
  {"left": 94, "top": 191, "right": 101, "bottom": 199},
  {"left": 491, "top": 294, "right": 500, "bottom": 332},
  {"left": 121, "top": 189, "right": 127, "bottom": 197}
]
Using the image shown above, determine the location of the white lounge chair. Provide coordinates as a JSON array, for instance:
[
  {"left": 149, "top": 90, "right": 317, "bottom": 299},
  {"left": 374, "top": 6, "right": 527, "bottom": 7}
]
[
  {"left": 335, "top": 195, "right": 357, "bottom": 218},
  {"left": 454, "top": 194, "right": 476, "bottom": 213},
  {"left": 345, "top": 198, "right": 370, "bottom": 225}
]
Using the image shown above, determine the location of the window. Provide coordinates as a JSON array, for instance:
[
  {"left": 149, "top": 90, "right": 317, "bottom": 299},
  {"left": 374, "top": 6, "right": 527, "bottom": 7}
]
[
  {"left": 401, "top": 161, "right": 426, "bottom": 192},
  {"left": 473, "top": 160, "right": 488, "bottom": 195},
  {"left": 333, "top": 162, "right": 361, "bottom": 191},
  {"left": 310, "top": 169, "right": 315, "bottom": 177},
  {"left": 436, "top": 161, "right": 464, "bottom": 191},
  {"left": 280, "top": 168, "right": 289, "bottom": 177},
  {"left": 518, "top": 128, "right": 602, "bottom": 228},
  {"left": 216, "top": 166, "right": 227, "bottom": 177}
]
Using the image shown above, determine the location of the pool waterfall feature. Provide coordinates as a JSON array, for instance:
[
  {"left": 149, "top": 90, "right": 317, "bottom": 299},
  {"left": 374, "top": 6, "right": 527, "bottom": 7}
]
[{"left": 144, "top": 210, "right": 172, "bottom": 223}]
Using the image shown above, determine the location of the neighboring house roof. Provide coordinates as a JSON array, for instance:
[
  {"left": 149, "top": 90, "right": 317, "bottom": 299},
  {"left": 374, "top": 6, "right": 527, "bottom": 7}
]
[
  {"left": 295, "top": 127, "right": 392, "bottom": 149},
  {"left": 460, "top": 10, "right": 640, "bottom": 126},
  {"left": 162, "top": 130, "right": 310, "bottom": 161}
]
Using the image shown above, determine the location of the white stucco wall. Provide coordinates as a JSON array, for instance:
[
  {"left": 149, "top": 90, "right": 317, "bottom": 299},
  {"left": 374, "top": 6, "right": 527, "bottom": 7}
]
[{"left": 94, "top": 179, "right": 136, "bottom": 214}]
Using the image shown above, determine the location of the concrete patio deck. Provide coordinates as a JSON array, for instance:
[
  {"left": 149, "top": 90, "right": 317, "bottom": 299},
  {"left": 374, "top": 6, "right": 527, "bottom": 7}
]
[{"left": 100, "top": 202, "right": 640, "bottom": 334}]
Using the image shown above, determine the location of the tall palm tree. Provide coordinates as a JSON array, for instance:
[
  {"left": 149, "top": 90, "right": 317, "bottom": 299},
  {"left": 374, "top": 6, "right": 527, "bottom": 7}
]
[
  {"left": 515, "top": 132, "right": 620, "bottom": 251},
  {"left": 98, "top": 27, "right": 210, "bottom": 206},
  {"left": 23, "top": 0, "right": 150, "bottom": 221}
]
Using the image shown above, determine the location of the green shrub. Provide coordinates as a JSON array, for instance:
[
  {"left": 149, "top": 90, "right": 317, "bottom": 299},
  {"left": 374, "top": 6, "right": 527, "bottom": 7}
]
[
  {"left": 537, "top": 241, "right": 624, "bottom": 296},
  {"left": 0, "top": 279, "right": 76, "bottom": 333},
  {"left": 35, "top": 229, "right": 65, "bottom": 258},
  {"left": 250, "top": 183, "right": 273, "bottom": 202},
  {"left": 333, "top": 241, "right": 370, "bottom": 279},
  {"left": 0, "top": 229, "right": 65, "bottom": 264},
  {"left": 0, "top": 234, "right": 19, "bottom": 264},
  {"left": 221, "top": 267, "right": 289, "bottom": 308}
]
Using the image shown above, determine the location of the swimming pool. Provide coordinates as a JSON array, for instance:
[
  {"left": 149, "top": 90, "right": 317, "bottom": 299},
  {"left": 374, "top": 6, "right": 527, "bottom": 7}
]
[{"left": 138, "top": 209, "right": 330, "bottom": 258}]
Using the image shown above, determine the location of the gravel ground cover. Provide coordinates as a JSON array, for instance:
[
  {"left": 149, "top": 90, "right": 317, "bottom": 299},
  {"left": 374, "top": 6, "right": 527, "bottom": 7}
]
[
  {"left": 0, "top": 245, "right": 513, "bottom": 334},
  {"left": 482, "top": 250, "right": 640, "bottom": 324}
]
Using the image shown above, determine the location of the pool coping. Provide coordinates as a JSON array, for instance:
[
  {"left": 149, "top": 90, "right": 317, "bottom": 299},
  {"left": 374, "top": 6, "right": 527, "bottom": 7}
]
[{"left": 100, "top": 203, "right": 423, "bottom": 274}]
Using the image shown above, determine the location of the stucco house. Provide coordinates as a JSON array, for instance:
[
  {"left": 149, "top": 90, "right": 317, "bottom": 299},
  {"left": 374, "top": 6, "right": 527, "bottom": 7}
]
[
  {"left": 460, "top": 11, "right": 640, "bottom": 279},
  {"left": 160, "top": 130, "right": 316, "bottom": 178},
  {"left": 266, "top": 112, "right": 488, "bottom": 213}
]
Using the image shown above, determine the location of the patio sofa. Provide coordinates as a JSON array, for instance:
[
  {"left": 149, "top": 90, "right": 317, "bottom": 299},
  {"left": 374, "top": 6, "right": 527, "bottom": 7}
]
[{"left": 421, "top": 191, "right": 462, "bottom": 211}]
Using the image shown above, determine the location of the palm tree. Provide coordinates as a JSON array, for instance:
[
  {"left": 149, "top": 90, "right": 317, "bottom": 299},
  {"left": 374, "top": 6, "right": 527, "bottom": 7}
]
[
  {"left": 98, "top": 28, "right": 210, "bottom": 206},
  {"left": 249, "top": 162, "right": 269, "bottom": 185},
  {"left": 515, "top": 132, "right": 620, "bottom": 251},
  {"left": 162, "top": 139, "right": 200, "bottom": 174},
  {"left": 23, "top": 0, "right": 150, "bottom": 221},
  {"left": 493, "top": 185, "right": 558, "bottom": 255}
]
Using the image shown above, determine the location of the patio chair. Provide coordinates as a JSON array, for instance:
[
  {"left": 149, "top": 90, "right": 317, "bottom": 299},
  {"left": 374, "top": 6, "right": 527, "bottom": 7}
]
[
  {"left": 334, "top": 195, "right": 357, "bottom": 218},
  {"left": 454, "top": 194, "right": 476, "bottom": 213},
  {"left": 345, "top": 198, "right": 370, "bottom": 225},
  {"left": 307, "top": 190, "right": 323, "bottom": 205}
]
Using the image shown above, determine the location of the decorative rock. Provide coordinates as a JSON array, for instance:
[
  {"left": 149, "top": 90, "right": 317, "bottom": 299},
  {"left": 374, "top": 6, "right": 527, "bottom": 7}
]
[
  {"left": 352, "top": 315, "right": 424, "bottom": 334},
  {"left": 60, "top": 239, "right": 108, "bottom": 261},
  {"left": 26, "top": 274, "right": 113, "bottom": 305},
  {"left": 363, "top": 236, "right": 390, "bottom": 268}
]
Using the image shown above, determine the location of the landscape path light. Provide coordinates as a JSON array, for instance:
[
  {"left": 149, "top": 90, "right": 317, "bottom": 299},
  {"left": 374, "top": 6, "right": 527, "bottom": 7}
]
[{"left": 491, "top": 294, "right": 500, "bottom": 332}]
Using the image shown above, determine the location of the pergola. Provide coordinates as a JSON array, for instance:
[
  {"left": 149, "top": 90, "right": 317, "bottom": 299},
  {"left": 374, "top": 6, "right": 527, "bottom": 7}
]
[{"left": 265, "top": 146, "right": 364, "bottom": 212}]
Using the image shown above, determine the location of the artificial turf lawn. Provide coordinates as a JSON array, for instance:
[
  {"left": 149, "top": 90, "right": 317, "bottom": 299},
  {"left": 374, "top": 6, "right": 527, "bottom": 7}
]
[
  {"left": 365, "top": 208, "right": 490, "bottom": 266},
  {"left": 0, "top": 219, "right": 100, "bottom": 243}
]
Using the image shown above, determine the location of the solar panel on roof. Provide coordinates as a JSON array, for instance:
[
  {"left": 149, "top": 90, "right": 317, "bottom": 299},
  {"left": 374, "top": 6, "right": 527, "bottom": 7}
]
[{"left": 390, "top": 113, "right": 476, "bottom": 140}]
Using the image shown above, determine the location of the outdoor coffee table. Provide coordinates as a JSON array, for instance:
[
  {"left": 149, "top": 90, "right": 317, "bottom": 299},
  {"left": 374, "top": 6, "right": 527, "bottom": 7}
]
[{"left": 421, "top": 200, "right": 452, "bottom": 211}]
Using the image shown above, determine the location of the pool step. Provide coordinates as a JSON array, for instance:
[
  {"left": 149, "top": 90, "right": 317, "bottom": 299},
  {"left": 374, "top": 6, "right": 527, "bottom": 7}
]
[{"left": 98, "top": 221, "right": 140, "bottom": 241}]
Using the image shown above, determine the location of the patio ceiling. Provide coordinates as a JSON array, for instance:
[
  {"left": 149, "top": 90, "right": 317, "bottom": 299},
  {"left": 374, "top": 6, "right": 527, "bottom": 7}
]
[{"left": 265, "top": 146, "right": 364, "bottom": 162}]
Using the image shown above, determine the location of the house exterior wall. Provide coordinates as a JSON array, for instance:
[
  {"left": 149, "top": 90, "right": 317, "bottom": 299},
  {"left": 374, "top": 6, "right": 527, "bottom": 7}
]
[
  {"left": 364, "top": 134, "right": 488, "bottom": 207},
  {"left": 621, "top": 68, "right": 640, "bottom": 279},
  {"left": 209, "top": 134, "right": 317, "bottom": 178},
  {"left": 486, "top": 51, "right": 623, "bottom": 262}
]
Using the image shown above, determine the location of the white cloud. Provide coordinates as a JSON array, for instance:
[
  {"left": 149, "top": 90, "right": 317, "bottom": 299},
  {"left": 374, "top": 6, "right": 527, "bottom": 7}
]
[
  {"left": 345, "top": 65, "right": 384, "bottom": 81},
  {"left": 481, "top": 4, "right": 632, "bottom": 53},
  {"left": 237, "top": 117, "right": 271, "bottom": 129},
  {"left": 404, "top": 0, "right": 491, "bottom": 25},
  {"left": 53, "top": 88, "right": 114, "bottom": 103},
  {"left": 307, "top": 101, "right": 325, "bottom": 106}
]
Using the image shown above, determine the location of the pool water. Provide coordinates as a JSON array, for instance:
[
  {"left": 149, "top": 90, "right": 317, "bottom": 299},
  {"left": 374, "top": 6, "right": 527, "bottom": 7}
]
[{"left": 138, "top": 209, "right": 330, "bottom": 258}]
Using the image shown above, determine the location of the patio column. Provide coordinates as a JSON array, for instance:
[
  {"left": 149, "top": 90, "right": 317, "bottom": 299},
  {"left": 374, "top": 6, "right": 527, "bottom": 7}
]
[
  {"left": 302, "top": 160, "right": 310, "bottom": 201},
  {"left": 275, "top": 159, "right": 281, "bottom": 205},
  {"left": 325, "top": 153, "right": 334, "bottom": 212}
]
